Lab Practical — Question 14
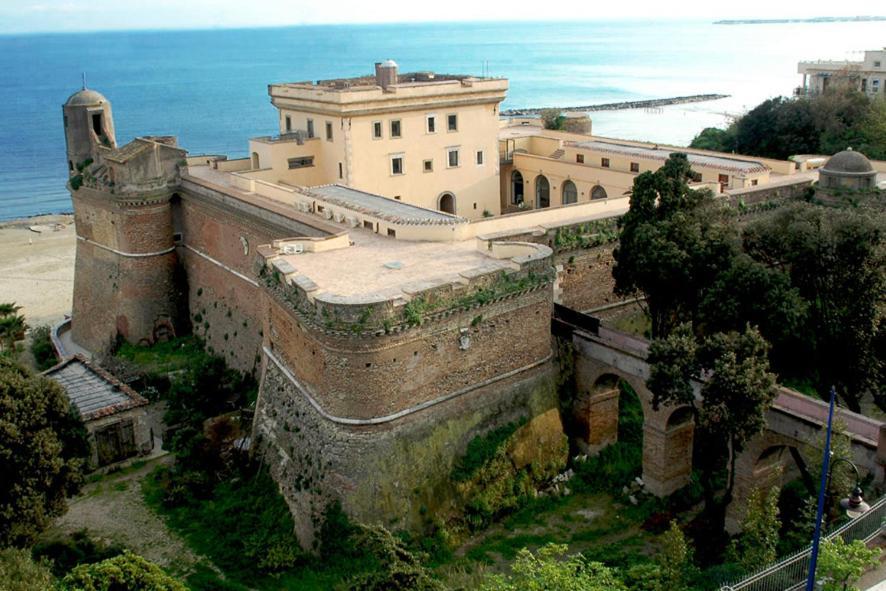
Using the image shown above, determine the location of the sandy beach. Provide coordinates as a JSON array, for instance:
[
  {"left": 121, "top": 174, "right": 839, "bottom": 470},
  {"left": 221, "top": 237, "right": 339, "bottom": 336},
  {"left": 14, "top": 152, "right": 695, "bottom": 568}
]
[{"left": 0, "top": 214, "right": 76, "bottom": 328}]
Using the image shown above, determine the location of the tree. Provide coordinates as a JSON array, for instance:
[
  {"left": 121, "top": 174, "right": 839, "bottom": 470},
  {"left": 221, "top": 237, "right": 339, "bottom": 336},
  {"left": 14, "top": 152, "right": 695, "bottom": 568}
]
[
  {"left": 61, "top": 550, "right": 187, "bottom": 590},
  {"left": 540, "top": 109, "right": 565, "bottom": 131},
  {"left": 343, "top": 524, "right": 443, "bottom": 591},
  {"left": 648, "top": 324, "right": 778, "bottom": 531},
  {"left": 816, "top": 537, "right": 880, "bottom": 591},
  {"left": 0, "top": 547, "right": 55, "bottom": 591},
  {"left": 0, "top": 303, "right": 27, "bottom": 353},
  {"left": 856, "top": 98, "right": 886, "bottom": 160},
  {"left": 0, "top": 357, "right": 89, "bottom": 547},
  {"left": 743, "top": 203, "right": 885, "bottom": 412},
  {"left": 613, "top": 153, "right": 739, "bottom": 338},
  {"left": 733, "top": 97, "right": 818, "bottom": 159},
  {"left": 479, "top": 543, "right": 627, "bottom": 591},
  {"left": 29, "top": 325, "right": 58, "bottom": 371},
  {"left": 689, "top": 127, "right": 736, "bottom": 153},
  {"left": 729, "top": 486, "right": 781, "bottom": 571},
  {"left": 657, "top": 520, "right": 694, "bottom": 589}
]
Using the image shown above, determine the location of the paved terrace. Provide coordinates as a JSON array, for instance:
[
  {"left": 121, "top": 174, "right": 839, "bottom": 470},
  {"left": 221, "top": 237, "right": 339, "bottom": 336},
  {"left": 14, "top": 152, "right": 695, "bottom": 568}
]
[{"left": 276, "top": 226, "right": 514, "bottom": 301}]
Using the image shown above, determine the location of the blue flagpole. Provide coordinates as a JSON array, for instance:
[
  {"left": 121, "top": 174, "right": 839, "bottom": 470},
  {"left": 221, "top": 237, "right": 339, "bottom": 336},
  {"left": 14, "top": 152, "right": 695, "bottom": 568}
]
[{"left": 806, "top": 386, "right": 836, "bottom": 591}]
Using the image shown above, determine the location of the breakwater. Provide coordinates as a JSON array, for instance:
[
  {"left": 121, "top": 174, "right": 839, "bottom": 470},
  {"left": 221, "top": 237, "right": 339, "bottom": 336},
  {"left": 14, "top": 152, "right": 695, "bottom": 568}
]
[{"left": 501, "top": 94, "right": 730, "bottom": 116}]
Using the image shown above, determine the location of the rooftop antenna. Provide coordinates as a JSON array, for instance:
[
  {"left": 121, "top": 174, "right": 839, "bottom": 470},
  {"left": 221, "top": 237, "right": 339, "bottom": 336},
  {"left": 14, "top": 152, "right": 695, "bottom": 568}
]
[{"left": 81, "top": 72, "right": 87, "bottom": 90}]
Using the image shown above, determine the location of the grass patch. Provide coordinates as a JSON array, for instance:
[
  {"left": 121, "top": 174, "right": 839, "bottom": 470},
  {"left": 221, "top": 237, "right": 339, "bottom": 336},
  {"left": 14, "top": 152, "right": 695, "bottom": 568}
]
[{"left": 115, "top": 336, "right": 207, "bottom": 375}]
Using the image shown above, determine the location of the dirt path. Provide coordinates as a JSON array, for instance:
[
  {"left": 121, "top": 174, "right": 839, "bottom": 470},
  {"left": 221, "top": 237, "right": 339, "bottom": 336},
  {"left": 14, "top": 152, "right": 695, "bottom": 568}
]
[{"left": 45, "top": 457, "right": 202, "bottom": 577}]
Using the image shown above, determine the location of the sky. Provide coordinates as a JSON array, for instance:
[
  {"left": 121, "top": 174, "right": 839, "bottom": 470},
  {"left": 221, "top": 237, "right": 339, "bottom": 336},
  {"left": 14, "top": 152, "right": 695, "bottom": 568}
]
[{"left": 0, "top": 0, "right": 883, "bottom": 34}]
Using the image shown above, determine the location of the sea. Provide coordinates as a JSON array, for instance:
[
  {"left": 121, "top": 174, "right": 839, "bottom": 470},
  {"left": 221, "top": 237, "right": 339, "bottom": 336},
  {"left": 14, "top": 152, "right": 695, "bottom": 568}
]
[{"left": 1, "top": 19, "right": 884, "bottom": 220}]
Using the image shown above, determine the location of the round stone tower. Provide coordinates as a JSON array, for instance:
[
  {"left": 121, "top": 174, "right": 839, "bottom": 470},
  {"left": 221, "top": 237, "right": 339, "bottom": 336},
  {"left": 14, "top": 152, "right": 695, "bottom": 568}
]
[
  {"left": 63, "top": 87, "right": 117, "bottom": 175},
  {"left": 64, "top": 86, "right": 185, "bottom": 354}
]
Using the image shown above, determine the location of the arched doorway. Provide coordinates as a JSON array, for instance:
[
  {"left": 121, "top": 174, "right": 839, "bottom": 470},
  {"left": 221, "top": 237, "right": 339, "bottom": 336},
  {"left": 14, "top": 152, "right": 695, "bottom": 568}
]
[
  {"left": 251, "top": 152, "right": 260, "bottom": 169},
  {"left": 591, "top": 185, "right": 607, "bottom": 200},
  {"left": 511, "top": 171, "right": 524, "bottom": 205},
  {"left": 439, "top": 192, "right": 456, "bottom": 214},
  {"left": 562, "top": 180, "right": 578, "bottom": 205},
  {"left": 535, "top": 175, "right": 550, "bottom": 208}
]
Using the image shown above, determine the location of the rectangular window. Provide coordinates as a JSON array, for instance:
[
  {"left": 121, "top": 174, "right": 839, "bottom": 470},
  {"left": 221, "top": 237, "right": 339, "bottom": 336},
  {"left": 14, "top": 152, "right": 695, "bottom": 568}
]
[
  {"left": 285, "top": 116, "right": 292, "bottom": 132},
  {"left": 447, "top": 114, "right": 458, "bottom": 131},
  {"left": 306, "top": 119, "right": 314, "bottom": 138},
  {"left": 630, "top": 162, "right": 639, "bottom": 173},
  {"left": 576, "top": 154, "right": 584, "bottom": 164},
  {"left": 325, "top": 121, "right": 333, "bottom": 141},
  {"left": 690, "top": 171, "right": 702, "bottom": 183},
  {"left": 363, "top": 221, "right": 373, "bottom": 230},
  {"left": 718, "top": 174, "right": 729, "bottom": 187},
  {"left": 372, "top": 121, "right": 382, "bottom": 139},
  {"left": 426, "top": 115, "right": 436, "bottom": 133},
  {"left": 387, "top": 228, "right": 397, "bottom": 237},
  {"left": 751, "top": 179, "right": 758, "bottom": 186},
  {"left": 391, "top": 155, "right": 404, "bottom": 175},
  {"left": 92, "top": 113, "right": 103, "bottom": 135},
  {"left": 390, "top": 120, "right": 401, "bottom": 138},
  {"left": 447, "top": 148, "right": 459, "bottom": 168},
  {"left": 601, "top": 157, "right": 610, "bottom": 168},
  {"left": 476, "top": 150, "right": 484, "bottom": 165},
  {"left": 875, "top": 61, "right": 882, "bottom": 68},
  {"left": 873, "top": 80, "right": 881, "bottom": 92},
  {"left": 423, "top": 159, "right": 433, "bottom": 173},
  {"left": 288, "top": 156, "right": 314, "bottom": 169}
]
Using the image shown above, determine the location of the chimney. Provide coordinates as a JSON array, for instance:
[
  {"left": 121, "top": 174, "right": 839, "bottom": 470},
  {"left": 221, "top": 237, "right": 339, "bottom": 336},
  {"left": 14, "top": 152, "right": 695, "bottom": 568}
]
[{"left": 375, "top": 60, "right": 399, "bottom": 89}]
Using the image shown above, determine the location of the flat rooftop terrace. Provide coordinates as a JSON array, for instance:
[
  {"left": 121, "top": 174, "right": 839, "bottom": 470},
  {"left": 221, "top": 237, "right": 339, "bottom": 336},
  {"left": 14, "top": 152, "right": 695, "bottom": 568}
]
[{"left": 278, "top": 227, "right": 513, "bottom": 302}]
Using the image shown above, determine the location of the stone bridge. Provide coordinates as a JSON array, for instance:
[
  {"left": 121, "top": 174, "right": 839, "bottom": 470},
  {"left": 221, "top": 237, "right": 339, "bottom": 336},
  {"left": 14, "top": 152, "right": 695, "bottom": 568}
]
[{"left": 553, "top": 304, "right": 886, "bottom": 530}]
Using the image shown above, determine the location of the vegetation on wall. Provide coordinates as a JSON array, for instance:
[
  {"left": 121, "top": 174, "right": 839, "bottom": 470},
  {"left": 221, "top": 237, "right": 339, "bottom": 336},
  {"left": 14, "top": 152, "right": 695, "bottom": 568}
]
[{"left": 554, "top": 218, "right": 620, "bottom": 251}]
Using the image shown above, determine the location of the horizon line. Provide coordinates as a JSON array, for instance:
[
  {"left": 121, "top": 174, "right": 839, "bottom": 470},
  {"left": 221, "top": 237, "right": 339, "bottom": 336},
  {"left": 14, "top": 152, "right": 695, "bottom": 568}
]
[{"left": 2, "top": 14, "right": 884, "bottom": 37}]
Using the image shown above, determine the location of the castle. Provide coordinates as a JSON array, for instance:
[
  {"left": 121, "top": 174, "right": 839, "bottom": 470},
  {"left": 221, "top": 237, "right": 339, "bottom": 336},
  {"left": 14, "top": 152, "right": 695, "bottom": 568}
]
[{"left": 63, "top": 61, "right": 818, "bottom": 547}]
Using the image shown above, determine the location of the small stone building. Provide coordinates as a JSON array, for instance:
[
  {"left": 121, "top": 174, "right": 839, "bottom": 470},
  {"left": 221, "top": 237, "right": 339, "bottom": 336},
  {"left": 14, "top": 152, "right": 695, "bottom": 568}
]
[
  {"left": 44, "top": 355, "right": 152, "bottom": 469},
  {"left": 818, "top": 148, "right": 878, "bottom": 191}
]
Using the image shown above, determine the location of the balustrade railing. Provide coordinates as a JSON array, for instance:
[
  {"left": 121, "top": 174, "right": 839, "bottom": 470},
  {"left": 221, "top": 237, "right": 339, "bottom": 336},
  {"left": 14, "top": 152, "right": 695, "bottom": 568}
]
[{"left": 720, "top": 494, "right": 886, "bottom": 591}]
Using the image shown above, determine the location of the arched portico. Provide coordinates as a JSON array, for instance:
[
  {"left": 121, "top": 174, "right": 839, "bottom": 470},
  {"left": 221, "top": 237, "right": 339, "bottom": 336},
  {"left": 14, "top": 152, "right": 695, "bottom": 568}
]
[
  {"left": 251, "top": 152, "right": 260, "bottom": 169},
  {"left": 535, "top": 175, "right": 550, "bottom": 208},
  {"left": 562, "top": 180, "right": 578, "bottom": 205}
]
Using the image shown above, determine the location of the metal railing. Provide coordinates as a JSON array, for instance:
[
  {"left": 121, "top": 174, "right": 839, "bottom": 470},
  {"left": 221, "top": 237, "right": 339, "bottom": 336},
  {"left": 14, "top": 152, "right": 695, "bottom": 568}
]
[{"left": 721, "top": 495, "right": 886, "bottom": 591}]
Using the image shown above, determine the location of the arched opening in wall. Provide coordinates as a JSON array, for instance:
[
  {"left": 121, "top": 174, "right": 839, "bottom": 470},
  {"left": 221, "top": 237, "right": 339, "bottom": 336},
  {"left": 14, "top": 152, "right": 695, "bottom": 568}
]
[
  {"left": 591, "top": 185, "right": 607, "bottom": 200},
  {"left": 511, "top": 170, "right": 524, "bottom": 205},
  {"left": 535, "top": 175, "right": 550, "bottom": 208},
  {"left": 562, "top": 180, "right": 578, "bottom": 205},
  {"left": 251, "top": 152, "right": 260, "bottom": 169},
  {"left": 439, "top": 192, "right": 456, "bottom": 214},
  {"left": 570, "top": 373, "right": 644, "bottom": 481}
]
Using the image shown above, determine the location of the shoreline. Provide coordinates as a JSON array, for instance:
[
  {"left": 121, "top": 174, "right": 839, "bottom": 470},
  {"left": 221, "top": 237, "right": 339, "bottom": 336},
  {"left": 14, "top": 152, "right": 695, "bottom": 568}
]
[{"left": 0, "top": 212, "right": 74, "bottom": 229}]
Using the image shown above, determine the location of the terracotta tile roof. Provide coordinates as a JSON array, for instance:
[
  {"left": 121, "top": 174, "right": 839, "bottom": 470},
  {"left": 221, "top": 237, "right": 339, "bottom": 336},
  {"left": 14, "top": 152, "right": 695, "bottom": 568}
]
[{"left": 43, "top": 354, "right": 148, "bottom": 422}]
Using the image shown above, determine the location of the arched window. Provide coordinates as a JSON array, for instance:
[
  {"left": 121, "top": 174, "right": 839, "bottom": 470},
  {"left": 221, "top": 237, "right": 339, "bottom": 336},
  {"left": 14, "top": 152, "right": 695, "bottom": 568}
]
[
  {"left": 591, "top": 185, "right": 607, "bottom": 200},
  {"left": 439, "top": 192, "right": 456, "bottom": 214},
  {"left": 511, "top": 170, "right": 524, "bottom": 205},
  {"left": 562, "top": 180, "right": 577, "bottom": 205},
  {"left": 535, "top": 175, "right": 550, "bottom": 208},
  {"left": 251, "top": 152, "right": 260, "bottom": 169}
]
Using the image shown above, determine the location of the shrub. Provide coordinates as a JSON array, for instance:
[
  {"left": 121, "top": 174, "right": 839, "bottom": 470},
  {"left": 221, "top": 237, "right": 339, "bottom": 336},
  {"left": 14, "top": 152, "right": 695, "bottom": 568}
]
[
  {"left": 61, "top": 550, "right": 186, "bottom": 590},
  {"left": 341, "top": 525, "right": 443, "bottom": 591},
  {"left": 29, "top": 325, "right": 57, "bottom": 371},
  {"left": 33, "top": 530, "right": 124, "bottom": 577},
  {"left": 0, "top": 548, "right": 55, "bottom": 591}
]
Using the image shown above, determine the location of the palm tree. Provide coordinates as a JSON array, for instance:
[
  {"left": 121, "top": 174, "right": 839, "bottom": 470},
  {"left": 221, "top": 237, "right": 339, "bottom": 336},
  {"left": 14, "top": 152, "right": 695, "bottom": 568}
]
[{"left": 0, "top": 302, "right": 27, "bottom": 352}]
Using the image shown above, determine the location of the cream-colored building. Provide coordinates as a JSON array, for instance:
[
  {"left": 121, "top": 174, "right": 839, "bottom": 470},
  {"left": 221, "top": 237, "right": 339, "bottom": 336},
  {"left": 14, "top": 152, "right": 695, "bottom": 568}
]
[
  {"left": 498, "top": 123, "right": 805, "bottom": 212},
  {"left": 245, "top": 60, "right": 507, "bottom": 219},
  {"left": 798, "top": 49, "right": 886, "bottom": 97}
]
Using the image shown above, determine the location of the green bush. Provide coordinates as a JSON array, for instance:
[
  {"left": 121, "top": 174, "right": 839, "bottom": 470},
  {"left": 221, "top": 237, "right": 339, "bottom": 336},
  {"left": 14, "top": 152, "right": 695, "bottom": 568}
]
[
  {"left": 29, "top": 325, "right": 57, "bottom": 371},
  {"left": 0, "top": 548, "right": 55, "bottom": 591},
  {"left": 61, "top": 550, "right": 186, "bottom": 590},
  {"left": 33, "top": 529, "right": 124, "bottom": 577},
  {"left": 143, "top": 465, "right": 305, "bottom": 577}
]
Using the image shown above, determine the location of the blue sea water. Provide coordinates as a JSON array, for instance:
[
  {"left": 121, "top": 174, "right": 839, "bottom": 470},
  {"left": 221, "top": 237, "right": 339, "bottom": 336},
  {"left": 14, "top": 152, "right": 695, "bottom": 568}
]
[{"left": 0, "top": 19, "right": 883, "bottom": 220}]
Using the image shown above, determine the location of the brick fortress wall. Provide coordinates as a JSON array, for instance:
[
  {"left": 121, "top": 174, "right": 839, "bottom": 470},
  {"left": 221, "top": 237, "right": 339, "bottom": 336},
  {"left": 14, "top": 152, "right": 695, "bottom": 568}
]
[{"left": 71, "top": 187, "right": 182, "bottom": 353}]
